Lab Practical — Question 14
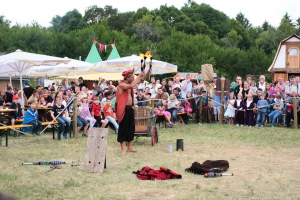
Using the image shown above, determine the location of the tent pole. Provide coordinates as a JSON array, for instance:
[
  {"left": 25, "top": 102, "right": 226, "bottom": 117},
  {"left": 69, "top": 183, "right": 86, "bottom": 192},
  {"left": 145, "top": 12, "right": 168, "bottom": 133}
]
[
  {"left": 19, "top": 75, "right": 25, "bottom": 115},
  {"left": 10, "top": 76, "right": 12, "bottom": 88}
]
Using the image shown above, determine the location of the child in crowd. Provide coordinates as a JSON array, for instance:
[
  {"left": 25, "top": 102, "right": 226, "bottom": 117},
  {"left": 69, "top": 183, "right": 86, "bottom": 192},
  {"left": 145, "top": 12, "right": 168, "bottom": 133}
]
[
  {"left": 183, "top": 99, "right": 192, "bottom": 117},
  {"left": 244, "top": 94, "right": 255, "bottom": 127},
  {"left": 22, "top": 100, "right": 42, "bottom": 136},
  {"left": 156, "top": 100, "right": 174, "bottom": 128},
  {"left": 212, "top": 88, "right": 221, "bottom": 123},
  {"left": 168, "top": 94, "right": 185, "bottom": 124},
  {"left": 234, "top": 93, "right": 245, "bottom": 126},
  {"left": 268, "top": 95, "right": 284, "bottom": 127},
  {"left": 186, "top": 91, "right": 196, "bottom": 115},
  {"left": 266, "top": 94, "right": 275, "bottom": 124},
  {"left": 9, "top": 95, "right": 22, "bottom": 137},
  {"left": 68, "top": 100, "right": 89, "bottom": 137},
  {"left": 255, "top": 93, "right": 268, "bottom": 127},
  {"left": 224, "top": 92, "right": 235, "bottom": 125},
  {"left": 50, "top": 97, "right": 70, "bottom": 140},
  {"left": 103, "top": 98, "right": 119, "bottom": 132},
  {"left": 90, "top": 97, "right": 106, "bottom": 128}
]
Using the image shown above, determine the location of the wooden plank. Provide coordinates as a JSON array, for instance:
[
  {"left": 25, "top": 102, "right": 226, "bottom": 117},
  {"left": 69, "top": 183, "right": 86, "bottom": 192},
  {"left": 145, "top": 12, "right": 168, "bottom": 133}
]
[
  {"left": 73, "top": 98, "right": 78, "bottom": 138},
  {"left": 84, "top": 127, "right": 108, "bottom": 173}
]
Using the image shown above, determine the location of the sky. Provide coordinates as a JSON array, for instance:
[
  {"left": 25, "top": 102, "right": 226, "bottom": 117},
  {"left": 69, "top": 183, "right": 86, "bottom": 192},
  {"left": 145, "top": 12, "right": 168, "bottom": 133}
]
[{"left": 0, "top": 0, "right": 299, "bottom": 28}]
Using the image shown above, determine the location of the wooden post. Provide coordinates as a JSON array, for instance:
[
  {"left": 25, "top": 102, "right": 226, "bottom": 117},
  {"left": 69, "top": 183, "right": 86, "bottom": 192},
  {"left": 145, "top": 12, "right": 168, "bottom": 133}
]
[
  {"left": 199, "top": 96, "right": 203, "bottom": 123},
  {"left": 84, "top": 128, "right": 108, "bottom": 173},
  {"left": 293, "top": 97, "right": 298, "bottom": 128},
  {"left": 219, "top": 77, "right": 225, "bottom": 124},
  {"left": 151, "top": 99, "right": 154, "bottom": 110},
  {"left": 72, "top": 97, "right": 78, "bottom": 138}
]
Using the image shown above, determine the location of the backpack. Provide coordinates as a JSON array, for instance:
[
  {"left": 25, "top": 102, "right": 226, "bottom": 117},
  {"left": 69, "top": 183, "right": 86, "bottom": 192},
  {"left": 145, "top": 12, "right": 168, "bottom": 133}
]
[{"left": 133, "top": 166, "right": 182, "bottom": 180}]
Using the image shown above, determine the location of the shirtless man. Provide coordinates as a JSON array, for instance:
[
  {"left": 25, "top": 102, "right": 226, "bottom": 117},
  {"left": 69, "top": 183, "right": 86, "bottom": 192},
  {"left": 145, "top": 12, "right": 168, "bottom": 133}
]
[{"left": 115, "top": 69, "right": 151, "bottom": 154}]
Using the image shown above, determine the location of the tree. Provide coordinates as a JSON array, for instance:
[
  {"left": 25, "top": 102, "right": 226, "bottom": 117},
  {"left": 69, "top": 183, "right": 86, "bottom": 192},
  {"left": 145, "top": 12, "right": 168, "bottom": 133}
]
[
  {"left": 262, "top": 21, "right": 270, "bottom": 31},
  {"left": 236, "top": 12, "right": 252, "bottom": 29},
  {"left": 152, "top": 5, "right": 183, "bottom": 27},
  {"left": 222, "top": 30, "right": 242, "bottom": 48},
  {"left": 277, "top": 18, "right": 296, "bottom": 39},
  {"left": 181, "top": 3, "right": 231, "bottom": 38},
  {"left": 50, "top": 9, "right": 87, "bottom": 33},
  {"left": 295, "top": 17, "right": 300, "bottom": 34},
  {"left": 283, "top": 12, "right": 293, "bottom": 25},
  {"left": 133, "top": 14, "right": 168, "bottom": 42},
  {"left": 107, "top": 11, "right": 135, "bottom": 31},
  {"left": 229, "top": 19, "right": 251, "bottom": 49},
  {"left": 0, "top": 15, "right": 10, "bottom": 26},
  {"left": 84, "top": 5, "right": 104, "bottom": 24}
]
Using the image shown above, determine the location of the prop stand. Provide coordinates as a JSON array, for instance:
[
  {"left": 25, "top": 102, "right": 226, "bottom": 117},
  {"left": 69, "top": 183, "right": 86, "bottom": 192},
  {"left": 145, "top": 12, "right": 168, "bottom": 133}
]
[{"left": 84, "top": 128, "right": 108, "bottom": 173}]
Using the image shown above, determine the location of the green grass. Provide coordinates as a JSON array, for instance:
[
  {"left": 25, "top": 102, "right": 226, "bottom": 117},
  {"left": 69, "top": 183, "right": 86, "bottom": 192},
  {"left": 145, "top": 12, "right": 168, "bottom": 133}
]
[{"left": 0, "top": 124, "right": 300, "bottom": 200}]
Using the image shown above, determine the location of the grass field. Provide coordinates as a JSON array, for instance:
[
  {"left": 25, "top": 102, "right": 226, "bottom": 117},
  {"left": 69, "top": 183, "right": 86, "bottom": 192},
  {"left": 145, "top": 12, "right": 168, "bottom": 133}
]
[{"left": 1, "top": 123, "right": 300, "bottom": 200}]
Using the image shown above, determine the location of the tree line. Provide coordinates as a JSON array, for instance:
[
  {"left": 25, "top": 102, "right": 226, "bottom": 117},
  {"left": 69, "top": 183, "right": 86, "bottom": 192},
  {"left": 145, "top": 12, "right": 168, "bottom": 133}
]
[{"left": 0, "top": 1, "right": 300, "bottom": 81}]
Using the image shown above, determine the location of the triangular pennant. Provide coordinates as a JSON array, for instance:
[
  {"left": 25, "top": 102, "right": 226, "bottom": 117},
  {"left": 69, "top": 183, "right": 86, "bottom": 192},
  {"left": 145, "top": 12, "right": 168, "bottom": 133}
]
[
  {"left": 85, "top": 43, "right": 102, "bottom": 63},
  {"left": 107, "top": 46, "right": 121, "bottom": 60}
]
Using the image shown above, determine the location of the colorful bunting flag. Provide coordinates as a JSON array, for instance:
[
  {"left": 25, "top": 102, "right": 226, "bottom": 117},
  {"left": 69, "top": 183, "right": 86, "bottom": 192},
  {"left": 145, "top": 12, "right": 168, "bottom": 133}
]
[{"left": 93, "top": 38, "right": 115, "bottom": 52}]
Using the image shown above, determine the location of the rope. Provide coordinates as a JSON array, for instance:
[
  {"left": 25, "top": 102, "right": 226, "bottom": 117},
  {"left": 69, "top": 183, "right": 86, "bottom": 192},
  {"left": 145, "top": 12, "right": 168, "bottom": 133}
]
[{"left": 139, "top": 94, "right": 300, "bottom": 112}]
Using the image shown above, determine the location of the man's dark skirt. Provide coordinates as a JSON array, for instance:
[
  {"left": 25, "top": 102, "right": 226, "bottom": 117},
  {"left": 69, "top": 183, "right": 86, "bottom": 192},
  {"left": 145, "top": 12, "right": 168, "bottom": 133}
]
[{"left": 117, "top": 107, "right": 135, "bottom": 143}]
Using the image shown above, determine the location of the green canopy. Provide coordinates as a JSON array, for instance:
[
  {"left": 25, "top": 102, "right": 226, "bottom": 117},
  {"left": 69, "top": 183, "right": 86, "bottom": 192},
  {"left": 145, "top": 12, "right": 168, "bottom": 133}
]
[
  {"left": 107, "top": 46, "right": 120, "bottom": 60},
  {"left": 85, "top": 43, "right": 102, "bottom": 63}
]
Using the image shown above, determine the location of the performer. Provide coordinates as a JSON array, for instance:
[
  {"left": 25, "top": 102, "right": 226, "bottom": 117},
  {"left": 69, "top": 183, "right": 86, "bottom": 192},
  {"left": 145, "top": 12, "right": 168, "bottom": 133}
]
[{"left": 115, "top": 69, "right": 150, "bottom": 154}]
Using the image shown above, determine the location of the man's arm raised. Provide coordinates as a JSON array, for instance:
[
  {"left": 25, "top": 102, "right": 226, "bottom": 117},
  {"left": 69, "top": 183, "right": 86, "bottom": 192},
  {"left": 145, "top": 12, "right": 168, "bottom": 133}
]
[{"left": 119, "top": 72, "right": 144, "bottom": 90}]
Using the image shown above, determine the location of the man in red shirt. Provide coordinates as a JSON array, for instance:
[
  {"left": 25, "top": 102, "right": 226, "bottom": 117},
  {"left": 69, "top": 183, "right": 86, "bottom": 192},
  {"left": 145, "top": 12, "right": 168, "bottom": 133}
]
[{"left": 115, "top": 69, "right": 150, "bottom": 154}]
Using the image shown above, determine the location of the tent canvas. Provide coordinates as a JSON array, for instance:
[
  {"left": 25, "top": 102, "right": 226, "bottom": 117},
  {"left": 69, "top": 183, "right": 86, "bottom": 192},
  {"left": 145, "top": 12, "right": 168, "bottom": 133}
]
[
  {"left": 107, "top": 46, "right": 121, "bottom": 60},
  {"left": 85, "top": 43, "right": 102, "bottom": 63}
]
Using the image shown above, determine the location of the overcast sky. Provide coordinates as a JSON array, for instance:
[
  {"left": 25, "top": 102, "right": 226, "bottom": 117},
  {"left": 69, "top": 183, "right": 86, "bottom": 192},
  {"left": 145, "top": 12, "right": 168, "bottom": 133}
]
[{"left": 0, "top": 0, "right": 299, "bottom": 28}]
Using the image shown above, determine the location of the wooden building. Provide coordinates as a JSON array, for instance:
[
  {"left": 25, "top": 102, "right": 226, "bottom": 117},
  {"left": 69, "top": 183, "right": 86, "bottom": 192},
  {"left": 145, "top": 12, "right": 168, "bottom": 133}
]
[{"left": 268, "top": 34, "right": 300, "bottom": 81}]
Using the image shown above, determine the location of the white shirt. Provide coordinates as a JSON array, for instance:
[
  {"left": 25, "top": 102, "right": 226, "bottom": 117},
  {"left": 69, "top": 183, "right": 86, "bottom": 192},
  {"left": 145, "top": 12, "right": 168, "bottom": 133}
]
[
  {"left": 181, "top": 80, "right": 192, "bottom": 99},
  {"left": 168, "top": 99, "right": 179, "bottom": 109},
  {"left": 137, "top": 83, "right": 147, "bottom": 91},
  {"left": 150, "top": 88, "right": 157, "bottom": 98},
  {"left": 258, "top": 82, "right": 266, "bottom": 92}
]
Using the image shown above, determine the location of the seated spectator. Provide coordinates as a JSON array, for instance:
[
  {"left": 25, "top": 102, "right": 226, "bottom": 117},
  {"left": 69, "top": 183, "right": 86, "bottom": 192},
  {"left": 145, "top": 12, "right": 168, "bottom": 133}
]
[
  {"left": 150, "top": 83, "right": 158, "bottom": 98},
  {"left": 167, "top": 94, "right": 184, "bottom": 124},
  {"left": 50, "top": 97, "right": 70, "bottom": 140},
  {"left": 41, "top": 89, "right": 53, "bottom": 106},
  {"left": 250, "top": 81, "right": 257, "bottom": 94},
  {"left": 80, "top": 97, "right": 96, "bottom": 128},
  {"left": 101, "top": 91, "right": 114, "bottom": 109},
  {"left": 103, "top": 98, "right": 119, "bottom": 132},
  {"left": 285, "top": 90, "right": 300, "bottom": 127},
  {"left": 155, "top": 87, "right": 169, "bottom": 101},
  {"left": 22, "top": 100, "right": 42, "bottom": 136},
  {"left": 91, "top": 97, "right": 108, "bottom": 128},
  {"left": 28, "top": 90, "right": 40, "bottom": 104},
  {"left": 9, "top": 95, "right": 23, "bottom": 137},
  {"left": 156, "top": 100, "right": 174, "bottom": 128},
  {"left": 69, "top": 98, "right": 89, "bottom": 137},
  {"left": 268, "top": 95, "right": 284, "bottom": 127},
  {"left": 5, "top": 86, "right": 13, "bottom": 106},
  {"left": 136, "top": 89, "right": 149, "bottom": 107}
]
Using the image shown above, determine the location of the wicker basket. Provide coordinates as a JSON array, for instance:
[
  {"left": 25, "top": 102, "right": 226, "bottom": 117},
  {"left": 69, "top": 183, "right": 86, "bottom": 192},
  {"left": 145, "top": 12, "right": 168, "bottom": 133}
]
[{"left": 134, "top": 106, "right": 152, "bottom": 133}]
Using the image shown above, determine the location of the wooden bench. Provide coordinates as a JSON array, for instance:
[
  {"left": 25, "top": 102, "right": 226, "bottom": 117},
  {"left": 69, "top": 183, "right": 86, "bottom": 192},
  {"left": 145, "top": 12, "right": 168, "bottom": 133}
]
[
  {"left": 0, "top": 124, "right": 34, "bottom": 147},
  {"left": 0, "top": 121, "right": 73, "bottom": 147}
]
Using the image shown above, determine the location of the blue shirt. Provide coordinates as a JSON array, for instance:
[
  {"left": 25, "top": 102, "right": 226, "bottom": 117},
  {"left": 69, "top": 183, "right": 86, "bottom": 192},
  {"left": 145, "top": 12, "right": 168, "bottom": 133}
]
[
  {"left": 257, "top": 100, "right": 268, "bottom": 113},
  {"left": 212, "top": 94, "right": 221, "bottom": 107}
]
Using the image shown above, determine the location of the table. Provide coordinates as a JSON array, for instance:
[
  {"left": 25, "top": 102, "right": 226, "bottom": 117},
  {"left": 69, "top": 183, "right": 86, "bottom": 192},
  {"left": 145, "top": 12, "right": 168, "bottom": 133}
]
[{"left": 0, "top": 109, "right": 17, "bottom": 112}]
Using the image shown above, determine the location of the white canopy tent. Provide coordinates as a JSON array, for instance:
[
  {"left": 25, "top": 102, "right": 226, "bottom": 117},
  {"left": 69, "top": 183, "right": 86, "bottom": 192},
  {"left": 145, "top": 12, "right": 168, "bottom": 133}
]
[
  {"left": 92, "top": 55, "right": 177, "bottom": 74},
  {"left": 0, "top": 49, "right": 71, "bottom": 106}
]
